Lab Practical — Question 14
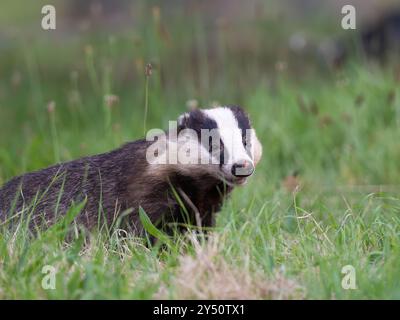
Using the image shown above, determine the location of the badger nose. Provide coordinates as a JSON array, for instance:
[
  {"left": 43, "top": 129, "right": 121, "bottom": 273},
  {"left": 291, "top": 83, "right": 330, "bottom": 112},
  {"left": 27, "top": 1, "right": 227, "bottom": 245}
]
[{"left": 231, "top": 160, "right": 254, "bottom": 177}]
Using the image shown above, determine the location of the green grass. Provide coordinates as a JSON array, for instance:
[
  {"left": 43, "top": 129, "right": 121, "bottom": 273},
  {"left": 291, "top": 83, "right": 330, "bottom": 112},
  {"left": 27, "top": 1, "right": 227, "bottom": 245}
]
[{"left": 1, "top": 2, "right": 400, "bottom": 299}]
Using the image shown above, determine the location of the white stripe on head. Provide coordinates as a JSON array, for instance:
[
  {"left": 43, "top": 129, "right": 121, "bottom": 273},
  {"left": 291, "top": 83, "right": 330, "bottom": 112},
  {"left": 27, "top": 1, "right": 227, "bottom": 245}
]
[{"left": 203, "top": 107, "right": 252, "bottom": 166}]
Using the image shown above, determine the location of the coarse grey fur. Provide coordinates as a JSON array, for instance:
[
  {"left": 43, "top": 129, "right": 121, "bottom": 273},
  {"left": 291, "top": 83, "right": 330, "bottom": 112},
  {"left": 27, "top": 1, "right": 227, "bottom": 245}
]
[{"left": 0, "top": 106, "right": 262, "bottom": 235}]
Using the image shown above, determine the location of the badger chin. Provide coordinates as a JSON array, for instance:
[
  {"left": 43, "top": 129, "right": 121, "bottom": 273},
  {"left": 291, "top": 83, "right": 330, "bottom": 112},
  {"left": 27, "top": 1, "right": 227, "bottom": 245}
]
[{"left": 232, "top": 177, "right": 248, "bottom": 185}]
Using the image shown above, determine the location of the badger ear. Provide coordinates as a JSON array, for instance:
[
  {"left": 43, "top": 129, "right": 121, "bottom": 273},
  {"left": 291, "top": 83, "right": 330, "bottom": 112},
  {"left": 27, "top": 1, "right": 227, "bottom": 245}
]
[{"left": 177, "top": 113, "right": 189, "bottom": 132}]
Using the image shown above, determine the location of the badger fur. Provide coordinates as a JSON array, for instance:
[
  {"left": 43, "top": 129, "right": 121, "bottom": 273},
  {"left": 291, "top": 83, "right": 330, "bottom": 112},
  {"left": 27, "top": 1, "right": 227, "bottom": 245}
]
[{"left": 0, "top": 106, "right": 262, "bottom": 235}]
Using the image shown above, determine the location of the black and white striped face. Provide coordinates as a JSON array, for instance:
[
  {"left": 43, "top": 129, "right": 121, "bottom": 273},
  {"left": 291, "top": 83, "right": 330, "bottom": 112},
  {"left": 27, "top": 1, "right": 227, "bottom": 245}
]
[{"left": 177, "top": 106, "right": 262, "bottom": 185}]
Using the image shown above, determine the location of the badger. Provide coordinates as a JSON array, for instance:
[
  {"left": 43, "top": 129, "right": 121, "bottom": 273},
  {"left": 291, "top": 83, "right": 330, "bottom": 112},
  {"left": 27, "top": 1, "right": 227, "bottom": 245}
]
[{"left": 0, "top": 106, "right": 262, "bottom": 235}]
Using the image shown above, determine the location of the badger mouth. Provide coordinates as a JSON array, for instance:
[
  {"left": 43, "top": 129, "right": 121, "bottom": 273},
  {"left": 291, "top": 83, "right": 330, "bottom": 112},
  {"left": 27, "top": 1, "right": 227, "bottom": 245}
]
[
  {"left": 230, "top": 176, "right": 249, "bottom": 185},
  {"left": 217, "top": 173, "right": 249, "bottom": 187}
]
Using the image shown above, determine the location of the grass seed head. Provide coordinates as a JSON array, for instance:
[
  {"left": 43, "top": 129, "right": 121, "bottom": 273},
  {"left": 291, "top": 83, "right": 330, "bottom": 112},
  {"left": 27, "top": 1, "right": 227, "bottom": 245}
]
[
  {"left": 145, "top": 63, "right": 153, "bottom": 77},
  {"left": 47, "top": 101, "right": 56, "bottom": 114},
  {"left": 104, "top": 94, "right": 120, "bottom": 109}
]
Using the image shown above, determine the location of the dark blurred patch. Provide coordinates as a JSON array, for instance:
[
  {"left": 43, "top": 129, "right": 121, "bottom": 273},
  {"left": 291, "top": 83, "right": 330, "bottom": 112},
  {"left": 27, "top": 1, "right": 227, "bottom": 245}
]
[
  {"left": 361, "top": 11, "right": 400, "bottom": 62},
  {"left": 318, "top": 10, "right": 400, "bottom": 68},
  {"left": 68, "top": 0, "right": 130, "bottom": 20}
]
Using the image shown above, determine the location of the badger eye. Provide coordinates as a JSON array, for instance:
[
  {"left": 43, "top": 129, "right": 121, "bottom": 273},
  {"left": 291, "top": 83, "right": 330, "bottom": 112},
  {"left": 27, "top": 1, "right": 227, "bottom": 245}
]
[
  {"left": 242, "top": 136, "right": 248, "bottom": 147},
  {"left": 243, "top": 136, "right": 251, "bottom": 154},
  {"left": 219, "top": 140, "right": 225, "bottom": 165},
  {"left": 205, "top": 136, "right": 224, "bottom": 164},
  {"left": 208, "top": 136, "right": 213, "bottom": 153}
]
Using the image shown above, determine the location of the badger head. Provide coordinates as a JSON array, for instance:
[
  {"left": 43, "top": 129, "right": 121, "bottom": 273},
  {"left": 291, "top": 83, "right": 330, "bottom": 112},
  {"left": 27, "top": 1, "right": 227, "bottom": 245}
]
[{"left": 176, "top": 106, "right": 262, "bottom": 185}]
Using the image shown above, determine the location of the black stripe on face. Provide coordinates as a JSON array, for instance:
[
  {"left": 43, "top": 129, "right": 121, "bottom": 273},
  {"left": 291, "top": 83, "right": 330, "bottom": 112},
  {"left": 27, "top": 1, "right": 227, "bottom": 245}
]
[
  {"left": 219, "top": 138, "right": 225, "bottom": 167},
  {"left": 228, "top": 105, "right": 251, "bottom": 133},
  {"left": 227, "top": 105, "right": 252, "bottom": 152},
  {"left": 179, "top": 109, "right": 218, "bottom": 137},
  {"left": 204, "top": 130, "right": 227, "bottom": 166}
]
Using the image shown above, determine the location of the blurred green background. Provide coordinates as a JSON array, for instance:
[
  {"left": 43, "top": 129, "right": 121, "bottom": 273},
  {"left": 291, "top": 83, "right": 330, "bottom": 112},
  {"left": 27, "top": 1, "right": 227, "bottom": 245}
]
[
  {"left": 0, "top": 0, "right": 399, "bottom": 180},
  {"left": 1, "top": 0, "right": 400, "bottom": 299}
]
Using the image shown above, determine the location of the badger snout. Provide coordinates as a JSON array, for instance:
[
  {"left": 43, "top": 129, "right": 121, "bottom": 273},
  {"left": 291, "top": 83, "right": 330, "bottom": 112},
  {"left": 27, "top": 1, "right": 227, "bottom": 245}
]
[{"left": 231, "top": 160, "right": 254, "bottom": 177}]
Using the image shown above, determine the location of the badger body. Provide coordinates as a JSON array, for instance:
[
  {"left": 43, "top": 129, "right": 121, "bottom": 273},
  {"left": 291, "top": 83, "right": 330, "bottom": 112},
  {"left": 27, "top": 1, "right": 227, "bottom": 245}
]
[{"left": 0, "top": 106, "right": 262, "bottom": 235}]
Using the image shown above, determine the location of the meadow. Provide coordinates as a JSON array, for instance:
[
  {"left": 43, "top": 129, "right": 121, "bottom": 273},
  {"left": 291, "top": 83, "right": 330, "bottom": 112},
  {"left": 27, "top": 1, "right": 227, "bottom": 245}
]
[{"left": 0, "top": 1, "right": 400, "bottom": 299}]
